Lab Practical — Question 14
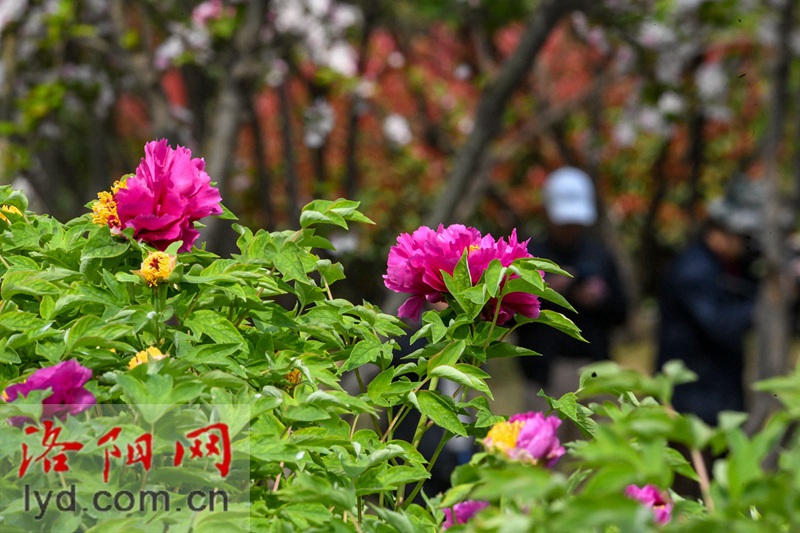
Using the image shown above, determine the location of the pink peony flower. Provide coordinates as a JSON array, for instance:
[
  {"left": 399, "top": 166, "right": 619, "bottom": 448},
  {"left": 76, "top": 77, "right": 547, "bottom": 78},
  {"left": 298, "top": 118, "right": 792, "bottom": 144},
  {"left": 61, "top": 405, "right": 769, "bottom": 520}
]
[
  {"left": 384, "top": 224, "right": 481, "bottom": 320},
  {"left": 115, "top": 139, "right": 223, "bottom": 253},
  {"left": 625, "top": 484, "right": 672, "bottom": 525},
  {"left": 383, "top": 225, "right": 540, "bottom": 324},
  {"left": 3, "top": 360, "right": 95, "bottom": 425},
  {"left": 442, "top": 500, "right": 489, "bottom": 530},
  {"left": 484, "top": 411, "right": 565, "bottom": 466},
  {"left": 468, "top": 230, "right": 541, "bottom": 324}
]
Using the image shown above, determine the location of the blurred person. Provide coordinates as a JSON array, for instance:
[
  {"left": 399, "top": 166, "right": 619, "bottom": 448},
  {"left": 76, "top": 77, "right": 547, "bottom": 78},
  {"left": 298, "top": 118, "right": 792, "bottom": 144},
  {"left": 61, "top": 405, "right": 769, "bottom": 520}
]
[
  {"left": 656, "top": 178, "right": 762, "bottom": 425},
  {"left": 516, "top": 167, "right": 629, "bottom": 412}
]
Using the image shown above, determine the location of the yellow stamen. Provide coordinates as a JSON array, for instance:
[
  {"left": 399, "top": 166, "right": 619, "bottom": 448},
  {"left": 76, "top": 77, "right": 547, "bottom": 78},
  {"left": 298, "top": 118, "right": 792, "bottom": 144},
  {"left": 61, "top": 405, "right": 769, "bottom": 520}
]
[
  {"left": 111, "top": 177, "right": 128, "bottom": 195},
  {"left": 91, "top": 191, "right": 118, "bottom": 226},
  {"left": 91, "top": 178, "right": 128, "bottom": 228},
  {"left": 285, "top": 369, "right": 302, "bottom": 386},
  {"left": 137, "top": 252, "right": 176, "bottom": 287},
  {"left": 0, "top": 205, "right": 22, "bottom": 223},
  {"left": 468, "top": 245, "right": 481, "bottom": 253},
  {"left": 128, "top": 346, "right": 168, "bottom": 370},
  {"left": 485, "top": 420, "right": 523, "bottom": 453}
]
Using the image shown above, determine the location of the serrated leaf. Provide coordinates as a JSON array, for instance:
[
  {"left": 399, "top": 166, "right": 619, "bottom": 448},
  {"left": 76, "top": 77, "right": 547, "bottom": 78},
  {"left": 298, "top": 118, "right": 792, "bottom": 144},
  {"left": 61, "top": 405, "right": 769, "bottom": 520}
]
[
  {"left": 80, "top": 230, "right": 130, "bottom": 260},
  {"left": 1, "top": 270, "right": 60, "bottom": 299},
  {"left": 417, "top": 390, "right": 466, "bottom": 436},
  {"left": 427, "top": 340, "right": 466, "bottom": 371},
  {"left": 184, "top": 310, "right": 245, "bottom": 346}
]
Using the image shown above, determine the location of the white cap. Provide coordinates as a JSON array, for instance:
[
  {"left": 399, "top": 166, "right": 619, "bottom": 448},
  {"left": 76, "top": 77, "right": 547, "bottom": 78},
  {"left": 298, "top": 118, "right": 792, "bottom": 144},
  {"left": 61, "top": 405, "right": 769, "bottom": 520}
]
[{"left": 543, "top": 167, "right": 597, "bottom": 226}]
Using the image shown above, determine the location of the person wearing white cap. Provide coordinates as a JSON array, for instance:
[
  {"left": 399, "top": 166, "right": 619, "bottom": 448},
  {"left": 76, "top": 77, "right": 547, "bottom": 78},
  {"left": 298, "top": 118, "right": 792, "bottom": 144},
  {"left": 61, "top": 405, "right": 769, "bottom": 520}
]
[{"left": 516, "top": 167, "right": 629, "bottom": 416}]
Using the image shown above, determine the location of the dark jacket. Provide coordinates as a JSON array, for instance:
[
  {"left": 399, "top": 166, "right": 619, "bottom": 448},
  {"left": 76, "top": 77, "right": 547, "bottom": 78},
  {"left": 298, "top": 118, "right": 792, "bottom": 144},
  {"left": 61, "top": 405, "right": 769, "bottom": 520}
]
[
  {"left": 516, "top": 233, "right": 629, "bottom": 385},
  {"left": 656, "top": 238, "right": 756, "bottom": 424}
]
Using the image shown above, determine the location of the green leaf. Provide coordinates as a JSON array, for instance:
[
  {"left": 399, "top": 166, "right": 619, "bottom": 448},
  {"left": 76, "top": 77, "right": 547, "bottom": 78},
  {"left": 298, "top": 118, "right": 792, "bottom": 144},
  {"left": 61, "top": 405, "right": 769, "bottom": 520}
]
[
  {"left": 80, "top": 229, "right": 130, "bottom": 260},
  {"left": 417, "top": 390, "right": 466, "bottom": 436},
  {"left": 0, "top": 311, "right": 47, "bottom": 332},
  {"left": 483, "top": 259, "right": 506, "bottom": 298},
  {"left": 521, "top": 309, "right": 586, "bottom": 342},
  {"left": 317, "top": 259, "right": 346, "bottom": 285},
  {"left": 429, "top": 363, "right": 493, "bottom": 399},
  {"left": 511, "top": 260, "right": 545, "bottom": 291},
  {"left": 184, "top": 310, "right": 245, "bottom": 346},
  {"left": 1, "top": 270, "right": 60, "bottom": 299},
  {"left": 485, "top": 342, "right": 540, "bottom": 359},
  {"left": 515, "top": 257, "right": 573, "bottom": 278},
  {"left": 340, "top": 339, "right": 387, "bottom": 373},
  {"left": 427, "top": 340, "right": 466, "bottom": 372},
  {"left": 539, "top": 286, "right": 577, "bottom": 313},
  {"left": 275, "top": 241, "right": 315, "bottom": 282}
]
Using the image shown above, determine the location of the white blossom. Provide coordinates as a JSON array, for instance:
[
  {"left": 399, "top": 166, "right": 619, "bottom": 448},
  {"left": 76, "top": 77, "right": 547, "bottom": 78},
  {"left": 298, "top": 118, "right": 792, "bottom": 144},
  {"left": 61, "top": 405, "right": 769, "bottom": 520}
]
[
  {"left": 387, "top": 52, "right": 405, "bottom": 69},
  {"left": 613, "top": 120, "right": 637, "bottom": 147},
  {"left": 325, "top": 42, "right": 357, "bottom": 76},
  {"left": 154, "top": 35, "right": 185, "bottom": 70},
  {"left": 265, "top": 59, "right": 289, "bottom": 87},
  {"left": 0, "top": 0, "right": 27, "bottom": 32},
  {"left": 331, "top": 4, "right": 361, "bottom": 30},
  {"left": 306, "top": 0, "right": 331, "bottom": 17},
  {"left": 355, "top": 79, "right": 376, "bottom": 98},
  {"left": 638, "top": 22, "right": 675, "bottom": 49},
  {"left": 658, "top": 92, "right": 684, "bottom": 115},
  {"left": 454, "top": 63, "right": 471, "bottom": 80},
  {"left": 303, "top": 99, "right": 335, "bottom": 148},
  {"left": 383, "top": 114, "right": 412, "bottom": 146},
  {"left": 457, "top": 116, "right": 474, "bottom": 135},
  {"left": 695, "top": 61, "right": 727, "bottom": 102},
  {"left": 638, "top": 107, "right": 667, "bottom": 134}
]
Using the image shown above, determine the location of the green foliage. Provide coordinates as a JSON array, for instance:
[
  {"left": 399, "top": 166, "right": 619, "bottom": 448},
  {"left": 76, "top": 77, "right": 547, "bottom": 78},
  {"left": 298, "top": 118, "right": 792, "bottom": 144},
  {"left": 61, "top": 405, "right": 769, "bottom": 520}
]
[{"left": 1, "top": 184, "right": 800, "bottom": 531}]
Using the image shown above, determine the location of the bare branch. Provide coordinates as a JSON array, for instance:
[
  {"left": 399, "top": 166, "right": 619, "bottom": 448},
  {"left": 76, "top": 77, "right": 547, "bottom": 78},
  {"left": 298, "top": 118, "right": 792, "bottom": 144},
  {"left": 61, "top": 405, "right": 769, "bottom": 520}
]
[{"left": 422, "top": 0, "right": 591, "bottom": 228}]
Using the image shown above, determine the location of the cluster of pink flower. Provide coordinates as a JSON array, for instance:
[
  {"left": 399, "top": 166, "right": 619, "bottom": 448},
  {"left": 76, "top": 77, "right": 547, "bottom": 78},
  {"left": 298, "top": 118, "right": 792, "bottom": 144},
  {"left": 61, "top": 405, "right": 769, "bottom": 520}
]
[
  {"left": 92, "top": 139, "right": 223, "bottom": 253},
  {"left": 383, "top": 224, "right": 540, "bottom": 324},
  {"left": 442, "top": 500, "right": 489, "bottom": 530},
  {"left": 3, "top": 361, "right": 95, "bottom": 426},
  {"left": 626, "top": 484, "right": 673, "bottom": 525},
  {"left": 483, "top": 411, "right": 565, "bottom": 466},
  {"left": 442, "top": 413, "right": 673, "bottom": 529}
]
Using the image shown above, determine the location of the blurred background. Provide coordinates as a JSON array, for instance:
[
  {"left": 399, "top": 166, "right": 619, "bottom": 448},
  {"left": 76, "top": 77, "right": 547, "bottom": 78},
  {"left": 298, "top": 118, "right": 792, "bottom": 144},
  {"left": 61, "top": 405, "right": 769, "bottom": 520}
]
[{"left": 1, "top": 0, "right": 798, "bottom": 420}]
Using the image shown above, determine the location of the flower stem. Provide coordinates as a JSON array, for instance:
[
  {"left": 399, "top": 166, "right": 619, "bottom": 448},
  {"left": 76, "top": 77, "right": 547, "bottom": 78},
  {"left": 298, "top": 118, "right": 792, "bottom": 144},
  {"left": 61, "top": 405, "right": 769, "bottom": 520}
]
[
  {"left": 482, "top": 295, "right": 505, "bottom": 350},
  {"left": 402, "top": 429, "right": 452, "bottom": 510},
  {"left": 665, "top": 403, "right": 714, "bottom": 512}
]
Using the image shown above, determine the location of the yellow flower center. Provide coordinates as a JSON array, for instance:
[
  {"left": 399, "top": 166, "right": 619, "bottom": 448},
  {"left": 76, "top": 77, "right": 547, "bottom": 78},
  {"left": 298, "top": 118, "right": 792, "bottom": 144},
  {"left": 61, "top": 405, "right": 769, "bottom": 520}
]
[
  {"left": 468, "top": 245, "right": 481, "bottom": 253},
  {"left": 91, "top": 191, "right": 118, "bottom": 226},
  {"left": 138, "top": 252, "right": 176, "bottom": 287},
  {"left": 285, "top": 369, "right": 302, "bottom": 386},
  {"left": 128, "top": 346, "right": 168, "bottom": 370},
  {"left": 111, "top": 178, "right": 128, "bottom": 195},
  {"left": 1, "top": 390, "right": 8, "bottom": 401},
  {"left": 91, "top": 178, "right": 128, "bottom": 227},
  {"left": 485, "top": 420, "right": 523, "bottom": 453},
  {"left": 0, "top": 204, "right": 22, "bottom": 223}
]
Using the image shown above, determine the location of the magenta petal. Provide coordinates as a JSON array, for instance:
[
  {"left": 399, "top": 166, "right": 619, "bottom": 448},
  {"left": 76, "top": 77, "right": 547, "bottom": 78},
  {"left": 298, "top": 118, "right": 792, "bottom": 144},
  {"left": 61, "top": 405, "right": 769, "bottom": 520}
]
[
  {"left": 397, "top": 295, "right": 426, "bottom": 321},
  {"left": 114, "top": 139, "right": 222, "bottom": 252},
  {"left": 4, "top": 361, "right": 95, "bottom": 424}
]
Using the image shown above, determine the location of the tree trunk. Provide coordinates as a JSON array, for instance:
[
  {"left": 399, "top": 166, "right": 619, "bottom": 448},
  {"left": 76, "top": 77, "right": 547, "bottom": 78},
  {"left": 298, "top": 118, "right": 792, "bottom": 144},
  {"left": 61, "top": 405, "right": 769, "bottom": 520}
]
[
  {"left": 746, "top": 0, "right": 795, "bottom": 435},
  {"left": 421, "top": 0, "right": 589, "bottom": 229}
]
